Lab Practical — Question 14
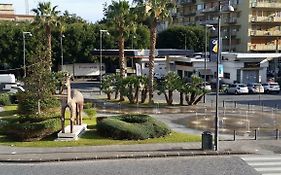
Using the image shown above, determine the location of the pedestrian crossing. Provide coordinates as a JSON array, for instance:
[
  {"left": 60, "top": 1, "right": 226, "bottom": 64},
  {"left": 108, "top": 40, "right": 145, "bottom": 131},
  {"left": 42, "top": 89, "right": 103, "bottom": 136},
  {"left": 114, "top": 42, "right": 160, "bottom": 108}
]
[{"left": 240, "top": 155, "right": 281, "bottom": 175}]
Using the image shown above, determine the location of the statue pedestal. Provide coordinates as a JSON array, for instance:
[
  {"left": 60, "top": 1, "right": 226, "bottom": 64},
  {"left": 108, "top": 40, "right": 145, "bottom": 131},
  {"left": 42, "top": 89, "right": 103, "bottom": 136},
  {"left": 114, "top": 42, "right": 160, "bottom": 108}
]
[{"left": 57, "top": 124, "right": 87, "bottom": 141}]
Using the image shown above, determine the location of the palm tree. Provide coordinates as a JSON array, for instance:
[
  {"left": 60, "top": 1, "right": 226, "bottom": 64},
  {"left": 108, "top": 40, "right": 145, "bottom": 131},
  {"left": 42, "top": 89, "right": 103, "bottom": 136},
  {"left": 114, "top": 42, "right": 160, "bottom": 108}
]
[
  {"left": 32, "top": 2, "right": 60, "bottom": 72},
  {"left": 133, "top": 0, "right": 175, "bottom": 104},
  {"left": 104, "top": 0, "right": 136, "bottom": 78}
]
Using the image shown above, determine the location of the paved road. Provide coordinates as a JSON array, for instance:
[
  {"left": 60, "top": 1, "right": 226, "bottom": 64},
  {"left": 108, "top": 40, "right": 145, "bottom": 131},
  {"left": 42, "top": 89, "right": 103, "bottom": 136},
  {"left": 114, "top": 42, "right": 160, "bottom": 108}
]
[
  {"left": 241, "top": 155, "right": 281, "bottom": 175},
  {"left": 0, "top": 156, "right": 258, "bottom": 175}
]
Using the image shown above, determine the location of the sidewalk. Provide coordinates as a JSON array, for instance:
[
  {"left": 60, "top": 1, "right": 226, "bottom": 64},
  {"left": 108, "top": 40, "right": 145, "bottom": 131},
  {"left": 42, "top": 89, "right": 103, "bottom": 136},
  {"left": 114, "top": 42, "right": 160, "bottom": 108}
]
[{"left": 1, "top": 140, "right": 281, "bottom": 162}]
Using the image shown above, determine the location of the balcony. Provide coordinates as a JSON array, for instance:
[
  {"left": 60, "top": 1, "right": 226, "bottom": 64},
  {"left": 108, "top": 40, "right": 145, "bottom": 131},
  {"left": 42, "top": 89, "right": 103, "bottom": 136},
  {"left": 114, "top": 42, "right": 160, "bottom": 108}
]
[
  {"left": 249, "top": 44, "right": 280, "bottom": 51},
  {"left": 250, "top": 30, "right": 281, "bottom": 37},
  {"left": 251, "top": 16, "right": 281, "bottom": 23},
  {"left": 251, "top": 2, "right": 281, "bottom": 9}
]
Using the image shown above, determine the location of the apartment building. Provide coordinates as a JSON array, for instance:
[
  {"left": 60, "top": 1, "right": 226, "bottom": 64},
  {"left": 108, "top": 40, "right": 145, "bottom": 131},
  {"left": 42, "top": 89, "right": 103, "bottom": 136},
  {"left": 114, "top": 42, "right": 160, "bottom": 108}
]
[
  {"left": 0, "top": 3, "right": 33, "bottom": 22},
  {"left": 175, "top": 0, "right": 281, "bottom": 53}
]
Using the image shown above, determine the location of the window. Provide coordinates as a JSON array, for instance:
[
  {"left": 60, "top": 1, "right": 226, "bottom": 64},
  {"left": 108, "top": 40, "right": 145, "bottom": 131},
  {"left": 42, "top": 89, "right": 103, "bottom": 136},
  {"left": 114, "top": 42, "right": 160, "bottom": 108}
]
[{"left": 224, "top": 73, "right": 230, "bottom": 79}]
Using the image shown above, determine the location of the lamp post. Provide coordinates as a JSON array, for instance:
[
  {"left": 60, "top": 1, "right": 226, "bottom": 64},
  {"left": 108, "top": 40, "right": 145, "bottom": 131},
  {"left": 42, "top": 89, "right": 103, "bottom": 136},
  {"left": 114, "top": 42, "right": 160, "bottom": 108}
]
[
  {"left": 184, "top": 34, "right": 187, "bottom": 50},
  {"left": 60, "top": 34, "right": 65, "bottom": 71},
  {"left": 23, "top": 31, "right": 32, "bottom": 78},
  {"left": 204, "top": 24, "right": 215, "bottom": 103},
  {"left": 100, "top": 29, "right": 109, "bottom": 94},
  {"left": 131, "top": 35, "right": 136, "bottom": 67},
  {"left": 214, "top": 1, "right": 234, "bottom": 151}
]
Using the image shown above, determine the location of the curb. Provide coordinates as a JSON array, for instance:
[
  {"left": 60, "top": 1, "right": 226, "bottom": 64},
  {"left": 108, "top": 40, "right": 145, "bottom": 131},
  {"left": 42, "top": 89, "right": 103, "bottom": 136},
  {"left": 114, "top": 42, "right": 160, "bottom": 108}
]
[{"left": 0, "top": 151, "right": 253, "bottom": 163}]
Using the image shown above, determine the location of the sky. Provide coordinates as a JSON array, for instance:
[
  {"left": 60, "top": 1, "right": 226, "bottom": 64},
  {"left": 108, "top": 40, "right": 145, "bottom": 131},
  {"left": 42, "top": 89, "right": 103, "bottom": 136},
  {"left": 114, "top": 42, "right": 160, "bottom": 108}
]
[{"left": 3, "top": 0, "right": 132, "bottom": 23}]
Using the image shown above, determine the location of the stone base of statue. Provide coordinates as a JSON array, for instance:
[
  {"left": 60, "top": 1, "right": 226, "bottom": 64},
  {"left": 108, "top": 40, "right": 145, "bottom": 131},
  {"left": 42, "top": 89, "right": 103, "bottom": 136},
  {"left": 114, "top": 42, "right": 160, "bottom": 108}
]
[{"left": 56, "top": 124, "right": 87, "bottom": 141}]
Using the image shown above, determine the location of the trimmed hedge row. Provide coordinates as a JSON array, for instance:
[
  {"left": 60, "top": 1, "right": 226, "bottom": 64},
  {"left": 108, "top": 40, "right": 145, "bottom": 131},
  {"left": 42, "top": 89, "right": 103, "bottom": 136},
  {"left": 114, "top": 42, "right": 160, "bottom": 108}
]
[
  {"left": 1, "top": 115, "right": 61, "bottom": 141},
  {"left": 96, "top": 114, "right": 171, "bottom": 140}
]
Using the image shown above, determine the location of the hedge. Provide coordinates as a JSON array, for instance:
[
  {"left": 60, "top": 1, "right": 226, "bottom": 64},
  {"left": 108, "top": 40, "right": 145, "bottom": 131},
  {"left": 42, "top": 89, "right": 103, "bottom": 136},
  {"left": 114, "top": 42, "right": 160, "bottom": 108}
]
[
  {"left": 0, "top": 93, "right": 11, "bottom": 106},
  {"left": 96, "top": 114, "right": 171, "bottom": 140},
  {"left": 1, "top": 115, "right": 61, "bottom": 141}
]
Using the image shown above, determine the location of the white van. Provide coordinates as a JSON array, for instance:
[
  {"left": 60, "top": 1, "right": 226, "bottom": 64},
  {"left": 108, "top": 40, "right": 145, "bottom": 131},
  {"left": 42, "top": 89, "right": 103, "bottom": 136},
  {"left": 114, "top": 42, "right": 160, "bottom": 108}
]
[
  {"left": 0, "top": 74, "right": 24, "bottom": 93},
  {"left": 0, "top": 74, "right": 16, "bottom": 84}
]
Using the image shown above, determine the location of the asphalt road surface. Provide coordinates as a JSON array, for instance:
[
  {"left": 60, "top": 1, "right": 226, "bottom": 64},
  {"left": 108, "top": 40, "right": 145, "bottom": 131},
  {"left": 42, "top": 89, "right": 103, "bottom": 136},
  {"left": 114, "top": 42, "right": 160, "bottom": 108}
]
[{"left": 0, "top": 156, "right": 258, "bottom": 175}]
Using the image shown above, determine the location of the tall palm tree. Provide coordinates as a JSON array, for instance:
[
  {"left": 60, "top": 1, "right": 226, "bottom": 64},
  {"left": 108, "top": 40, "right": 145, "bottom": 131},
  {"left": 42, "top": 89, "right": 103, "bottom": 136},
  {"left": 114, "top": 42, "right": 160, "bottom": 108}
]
[
  {"left": 133, "top": 0, "right": 175, "bottom": 104},
  {"left": 32, "top": 2, "right": 60, "bottom": 72},
  {"left": 104, "top": 0, "right": 136, "bottom": 78}
]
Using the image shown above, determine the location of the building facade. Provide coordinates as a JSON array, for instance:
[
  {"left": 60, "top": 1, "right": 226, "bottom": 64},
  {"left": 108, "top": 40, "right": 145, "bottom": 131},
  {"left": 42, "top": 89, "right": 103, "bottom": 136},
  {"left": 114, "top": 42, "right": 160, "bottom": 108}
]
[
  {"left": 0, "top": 4, "right": 33, "bottom": 22},
  {"left": 175, "top": 0, "right": 281, "bottom": 53}
]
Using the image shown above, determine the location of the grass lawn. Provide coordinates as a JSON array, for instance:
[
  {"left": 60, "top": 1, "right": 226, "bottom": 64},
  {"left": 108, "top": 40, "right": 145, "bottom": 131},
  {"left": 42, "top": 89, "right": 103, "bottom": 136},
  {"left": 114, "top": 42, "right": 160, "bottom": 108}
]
[{"left": 0, "top": 105, "right": 201, "bottom": 147}]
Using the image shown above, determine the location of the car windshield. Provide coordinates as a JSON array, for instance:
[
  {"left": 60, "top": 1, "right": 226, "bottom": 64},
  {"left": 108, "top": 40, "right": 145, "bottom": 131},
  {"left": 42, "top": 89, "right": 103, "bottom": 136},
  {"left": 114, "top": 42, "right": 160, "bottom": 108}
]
[{"left": 238, "top": 84, "right": 246, "bottom": 87}]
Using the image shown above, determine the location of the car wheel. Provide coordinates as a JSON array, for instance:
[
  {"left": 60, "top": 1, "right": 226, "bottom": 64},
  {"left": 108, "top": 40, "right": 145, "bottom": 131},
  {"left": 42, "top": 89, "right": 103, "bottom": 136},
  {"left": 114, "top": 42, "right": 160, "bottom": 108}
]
[{"left": 266, "top": 89, "right": 270, "bottom": 94}]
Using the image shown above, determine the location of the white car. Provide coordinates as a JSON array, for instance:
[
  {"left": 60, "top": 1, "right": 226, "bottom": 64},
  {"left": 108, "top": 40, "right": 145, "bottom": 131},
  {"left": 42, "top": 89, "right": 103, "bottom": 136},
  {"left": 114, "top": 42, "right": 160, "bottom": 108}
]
[
  {"left": 262, "top": 82, "right": 280, "bottom": 94},
  {"left": 225, "top": 83, "right": 249, "bottom": 94},
  {"left": 247, "top": 83, "right": 264, "bottom": 94}
]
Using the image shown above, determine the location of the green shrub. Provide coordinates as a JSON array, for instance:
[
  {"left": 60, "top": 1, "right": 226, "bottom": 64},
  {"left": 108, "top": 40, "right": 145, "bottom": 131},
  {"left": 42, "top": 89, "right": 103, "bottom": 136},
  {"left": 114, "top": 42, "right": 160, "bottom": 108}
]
[
  {"left": 0, "top": 93, "right": 11, "bottom": 106},
  {"left": 2, "top": 114, "right": 61, "bottom": 141},
  {"left": 83, "top": 102, "right": 92, "bottom": 109},
  {"left": 84, "top": 108, "right": 96, "bottom": 119},
  {"left": 96, "top": 114, "right": 171, "bottom": 140},
  {"left": 17, "top": 92, "right": 60, "bottom": 115}
]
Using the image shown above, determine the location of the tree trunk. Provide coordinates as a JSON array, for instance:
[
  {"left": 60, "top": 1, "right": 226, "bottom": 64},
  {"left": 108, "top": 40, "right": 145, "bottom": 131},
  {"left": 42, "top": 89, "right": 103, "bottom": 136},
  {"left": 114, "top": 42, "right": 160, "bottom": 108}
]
[
  {"left": 148, "top": 20, "right": 157, "bottom": 104},
  {"left": 193, "top": 94, "right": 204, "bottom": 105},
  {"left": 118, "top": 33, "right": 126, "bottom": 78},
  {"left": 107, "top": 93, "right": 111, "bottom": 100},
  {"left": 46, "top": 25, "right": 52, "bottom": 72},
  {"left": 185, "top": 93, "right": 190, "bottom": 104},
  {"left": 134, "top": 85, "right": 139, "bottom": 104},
  {"left": 179, "top": 92, "right": 184, "bottom": 105},
  {"left": 168, "top": 90, "right": 173, "bottom": 105},
  {"left": 164, "top": 92, "right": 169, "bottom": 104},
  {"left": 141, "top": 88, "right": 148, "bottom": 103}
]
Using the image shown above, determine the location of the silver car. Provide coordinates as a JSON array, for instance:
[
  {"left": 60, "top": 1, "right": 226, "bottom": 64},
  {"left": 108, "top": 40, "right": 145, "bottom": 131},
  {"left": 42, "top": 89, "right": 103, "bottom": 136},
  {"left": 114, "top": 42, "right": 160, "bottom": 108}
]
[{"left": 225, "top": 83, "right": 249, "bottom": 94}]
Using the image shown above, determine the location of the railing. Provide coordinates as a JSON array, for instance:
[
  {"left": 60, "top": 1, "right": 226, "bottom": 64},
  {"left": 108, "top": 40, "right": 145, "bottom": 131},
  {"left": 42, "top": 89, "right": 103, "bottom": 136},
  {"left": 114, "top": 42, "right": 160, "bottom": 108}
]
[
  {"left": 249, "top": 44, "right": 281, "bottom": 51},
  {"left": 251, "top": 2, "right": 281, "bottom": 8},
  {"left": 251, "top": 16, "right": 281, "bottom": 22},
  {"left": 250, "top": 30, "right": 281, "bottom": 36}
]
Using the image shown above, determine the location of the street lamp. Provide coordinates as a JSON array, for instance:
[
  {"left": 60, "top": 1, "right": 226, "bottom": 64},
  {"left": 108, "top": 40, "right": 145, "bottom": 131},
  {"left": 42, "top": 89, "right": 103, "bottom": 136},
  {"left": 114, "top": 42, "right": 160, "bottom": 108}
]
[
  {"left": 204, "top": 24, "right": 215, "bottom": 103},
  {"left": 100, "top": 29, "right": 110, "bottom": 94},
  {"left": 23, "top": 31, "right": 32, "bottom": 78},
  {"left": 215, "top": 1, "right": 234, "bottom": 151},
  {"left": 60, "top": 34, "right": 65, "bottom": 71},
  {"left": 131, "top": 35, "right": 136, "bottom": 67}
]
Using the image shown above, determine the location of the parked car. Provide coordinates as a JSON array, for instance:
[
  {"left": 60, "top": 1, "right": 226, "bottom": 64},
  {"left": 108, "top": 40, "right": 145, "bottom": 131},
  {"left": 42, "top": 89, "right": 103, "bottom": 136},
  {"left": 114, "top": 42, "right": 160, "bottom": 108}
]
[
  {"left": 225, "top": 83, "right": 249, "bottom": 94},
  {"left": 262, "top": 82, "right": 280, "bottom": 94},
  {"left": 247, "top": 83, "right": 264, "bottom": 94}
]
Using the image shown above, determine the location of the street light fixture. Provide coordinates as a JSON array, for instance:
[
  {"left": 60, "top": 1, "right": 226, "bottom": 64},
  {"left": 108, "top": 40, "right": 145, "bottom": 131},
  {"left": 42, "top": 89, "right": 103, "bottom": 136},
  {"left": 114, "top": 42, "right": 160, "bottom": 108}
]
[
  {"left": 99, "top": 29, "right": 110, "bottom": 94},
  {"left": 23, "top": 31, "right": 32, "bottom": 78},
  {"left": 204, "top": 24, "right": 215, "bottom": 103},
  {"left": 60, "top": 34, "right": 65, "bottom": 71},
  {"left": 215, "top": 1, "right": 234, "bottom": 151}
]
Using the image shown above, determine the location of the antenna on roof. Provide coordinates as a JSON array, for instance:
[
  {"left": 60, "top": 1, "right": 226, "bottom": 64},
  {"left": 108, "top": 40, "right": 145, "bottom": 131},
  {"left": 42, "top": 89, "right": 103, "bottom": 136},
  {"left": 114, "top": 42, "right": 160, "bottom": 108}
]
[{"left": 25, "top": 0, "right": 29, "bottom": 15}]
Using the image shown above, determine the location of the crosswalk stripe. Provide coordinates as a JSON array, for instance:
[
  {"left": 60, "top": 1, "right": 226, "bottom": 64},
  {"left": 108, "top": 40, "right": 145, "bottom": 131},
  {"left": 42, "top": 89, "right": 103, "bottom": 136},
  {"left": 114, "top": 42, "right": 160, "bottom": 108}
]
[
  {"left": 248, "top": 162, "right": 281, "bottom": 166},
  {"left": 240, "top": 155, "right": 281, "bottom": 175}
]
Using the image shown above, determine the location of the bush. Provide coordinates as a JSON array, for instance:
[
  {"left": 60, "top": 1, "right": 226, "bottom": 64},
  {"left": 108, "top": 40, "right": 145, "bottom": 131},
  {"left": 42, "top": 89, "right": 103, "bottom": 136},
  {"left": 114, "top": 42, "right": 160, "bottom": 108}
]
[
  {"left": 17, "top": 92, "right": 60, "bottom": 115},
  {"left": 83, "top": 102, "right": 92, "bottom": 109},
  {"left": 84, "top": 108, "right": 96, "bottom": 119},
  {"left": 0, "top": 93, "right": 11, "bottom": 106},
  {"left": 2, "top": 114, "right": 61, "bottom": 141},
  {"left": 96, "top": 114, "right": 171, "bottom": 140}
]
